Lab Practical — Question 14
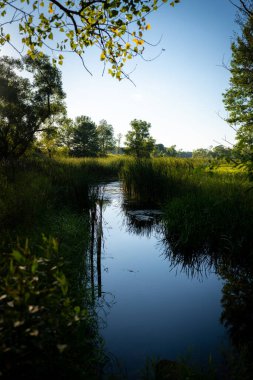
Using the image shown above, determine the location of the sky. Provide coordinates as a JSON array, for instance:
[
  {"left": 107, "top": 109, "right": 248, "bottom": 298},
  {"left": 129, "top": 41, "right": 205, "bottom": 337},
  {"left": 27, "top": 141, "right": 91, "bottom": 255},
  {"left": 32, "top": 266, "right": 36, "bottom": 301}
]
[{"left": 1, "top": 0, "right": 240, "bottom": 151}]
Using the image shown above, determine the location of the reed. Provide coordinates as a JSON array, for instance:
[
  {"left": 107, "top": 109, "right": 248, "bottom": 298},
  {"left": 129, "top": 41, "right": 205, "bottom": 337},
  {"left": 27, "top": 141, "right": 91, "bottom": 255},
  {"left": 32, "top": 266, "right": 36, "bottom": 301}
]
[
  {"left": 120, "top": 157, "right": 253, "bottom": 262},
  {"left": 121, "top": 157, "right": 200, "bottom": 204}
]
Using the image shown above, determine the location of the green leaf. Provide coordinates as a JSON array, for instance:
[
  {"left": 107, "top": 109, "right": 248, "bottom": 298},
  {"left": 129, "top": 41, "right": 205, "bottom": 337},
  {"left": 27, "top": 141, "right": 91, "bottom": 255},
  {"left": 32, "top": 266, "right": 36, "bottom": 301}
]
[{"left": 12, "top": 250, "right": 24, "bottom": 263}]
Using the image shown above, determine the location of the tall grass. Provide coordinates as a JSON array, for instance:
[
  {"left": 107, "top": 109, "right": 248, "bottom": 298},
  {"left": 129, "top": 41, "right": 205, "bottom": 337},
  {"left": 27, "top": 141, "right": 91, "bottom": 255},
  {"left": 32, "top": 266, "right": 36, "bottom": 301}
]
[
  {"left": 0, "top": 155, "right": 129, "bottom": 379},
  {"left": 120, "top": 157, "right": 253, "bottom": 260},
  {"left": 120, "top": 157, "right": 195, "bottom": 204},
  {"left": 0, "top": 155, "right": 129, "bottom": 231},
  {"left": 120, "top": 157, "right": 253, "bottom": 379}
]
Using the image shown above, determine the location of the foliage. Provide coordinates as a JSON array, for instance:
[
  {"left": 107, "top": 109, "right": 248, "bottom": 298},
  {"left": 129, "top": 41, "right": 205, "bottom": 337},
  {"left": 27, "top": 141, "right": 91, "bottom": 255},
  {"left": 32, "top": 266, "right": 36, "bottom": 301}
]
[
  {"left": 153, "top": 143, "right": 168, "bottom": 157},
  {"left": 125, "top": 119, "right": 156, "bottom": 158},
  {"left": 223, "top": 1, "right": 253, "bottom": 177},
  {"left": 0, "top": 55, "right": 65, "bottom": 160},
  {"left": 153, "top": 143, "right": 178, "bottom": 157},
  {"left": 166, "top": 144, "right": 177, "bottom": 157},
  {"left": 120, "top": 157, "right": 195, "bottom": 203},
  {"left": 56, "top": 116, "right": 75, "bottom": 151},
  {"left": 0, "top": 154, "right": 129, "bottom": 378},
  {"left": 120, "top": 157, "right": 253, "bottom": 256},
  {"left": 71, "top": 115, "right": 99, "bottom": 157},
  {"left": 163, "top": 181, "right": 253, "bottom": 258},
  {"left": 154, "top": 144, "right": 192, "bottom": 158},
  {"left": 212, "top": 145, "right": 232, "bottom": 160},
  {"left": 0, "top": 155, "right": 127, "bottom": 231},
  {"left": 0, "top": 237, "right": 102, "bottom": 379},
  {"left": 0, "top": 0, "right": 180, "bottom": 80},
  {"left": 219, "top": 263, "right": 253, "bottom": 380},
  {"left": 192, "top": 148, "right": 213, "bottom": 159},
  {"left": 97, "top": 119, "right": 116, "bottom": 156},
  {"left": 192, "top": 146, "right": 232, "bottom": 162},
  {"left": 140, "top": 357, "right": 217, "bottom": 380}
]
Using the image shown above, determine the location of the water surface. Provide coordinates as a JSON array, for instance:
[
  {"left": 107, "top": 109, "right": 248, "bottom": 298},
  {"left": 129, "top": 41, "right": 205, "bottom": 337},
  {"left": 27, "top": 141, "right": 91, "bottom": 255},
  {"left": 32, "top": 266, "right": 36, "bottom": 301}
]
[{"left": 95, "top": 182, "right": 227, "bottom": 378}]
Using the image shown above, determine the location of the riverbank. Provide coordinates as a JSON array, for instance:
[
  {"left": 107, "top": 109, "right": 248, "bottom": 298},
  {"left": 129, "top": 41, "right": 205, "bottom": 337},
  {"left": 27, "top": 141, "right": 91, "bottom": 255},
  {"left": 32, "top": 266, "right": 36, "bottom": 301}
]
[{"left": 0, "top": 155, "right": 252, "bottom": 379}]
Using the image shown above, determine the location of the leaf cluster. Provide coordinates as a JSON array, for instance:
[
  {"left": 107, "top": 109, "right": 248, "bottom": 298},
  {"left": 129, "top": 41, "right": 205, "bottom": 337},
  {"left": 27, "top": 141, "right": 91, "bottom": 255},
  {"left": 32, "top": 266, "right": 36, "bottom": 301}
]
[
  {"left": 125, "top": 119, "right": 156, "bottom": 158},
  {"left": 0, "top": 236, "right": 100, "bottom": 379},
  {"left": 0, "top": 54, "right": 65, "bottom": 160},
  {"left": 223, "top": 1, "right": 253, "bottom": 177},
  {"left": 0, "top": 0, "right": 180, "bottom": 79}
]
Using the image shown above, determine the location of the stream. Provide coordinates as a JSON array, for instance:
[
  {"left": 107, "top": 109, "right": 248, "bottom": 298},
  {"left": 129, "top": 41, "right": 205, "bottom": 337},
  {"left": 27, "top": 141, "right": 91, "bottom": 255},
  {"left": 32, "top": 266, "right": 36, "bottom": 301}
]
[{"left": 92, "top": 181, "right": 228, "bottom": 378}]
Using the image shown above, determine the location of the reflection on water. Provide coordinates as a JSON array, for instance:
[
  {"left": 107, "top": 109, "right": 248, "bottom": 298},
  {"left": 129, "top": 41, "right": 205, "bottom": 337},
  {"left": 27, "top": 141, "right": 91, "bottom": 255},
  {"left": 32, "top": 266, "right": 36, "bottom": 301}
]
[{"left": 88, "top": 182, "right": 252, "bottom": 379}]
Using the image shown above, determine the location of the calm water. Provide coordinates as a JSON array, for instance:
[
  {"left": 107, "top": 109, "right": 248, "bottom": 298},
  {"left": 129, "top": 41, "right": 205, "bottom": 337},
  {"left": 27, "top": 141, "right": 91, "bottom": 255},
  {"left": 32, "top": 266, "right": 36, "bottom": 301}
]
[{"left": 94, "top": 182, "right": 228, "bottom": 378}]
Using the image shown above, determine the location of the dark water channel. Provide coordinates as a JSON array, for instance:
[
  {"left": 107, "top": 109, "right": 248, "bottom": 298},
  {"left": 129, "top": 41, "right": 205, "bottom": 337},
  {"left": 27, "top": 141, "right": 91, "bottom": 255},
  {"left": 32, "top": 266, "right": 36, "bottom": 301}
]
[{"left": 92, "top": 182, "right": 228, "bottom": 378}]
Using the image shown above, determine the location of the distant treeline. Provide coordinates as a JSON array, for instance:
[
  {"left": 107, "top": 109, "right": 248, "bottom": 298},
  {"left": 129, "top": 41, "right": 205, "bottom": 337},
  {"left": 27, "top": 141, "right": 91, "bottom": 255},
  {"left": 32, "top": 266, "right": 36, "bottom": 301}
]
[{"left": 0, "top": 55, "right": 231, "bottom": 163}]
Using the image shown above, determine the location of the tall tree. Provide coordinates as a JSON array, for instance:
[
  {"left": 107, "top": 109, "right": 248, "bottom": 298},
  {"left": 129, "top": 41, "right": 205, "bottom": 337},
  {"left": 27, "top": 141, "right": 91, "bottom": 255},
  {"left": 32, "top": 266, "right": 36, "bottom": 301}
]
[
  {"left": 166, "top": 145, "right": 177, "bottom": 157},
  {"left": 125, "top": 119, "right": 155, "bottom": 158},
  {"left": 56, "top": 117, "right": 75, "bottom": 151},
  {"left": 97, "top": 119, "right": 115, "bottom": 156},
  {"left": 71, "top": 116, "right": 99, "bottom": 157},
  {"left": 153, "top": 143, "right": 167, "bottom": 157},
  {"left": 0, "top": 1, "right": 180, "bottom": 80},
  {"left": 0, "top": 55, "right": 65, "bottom": 160},
  {"left": 116, "top": 133, "right": 123, "bottom": 154},
  {"left": 223, "top": 1, "right": 253, "bottom": 176}
]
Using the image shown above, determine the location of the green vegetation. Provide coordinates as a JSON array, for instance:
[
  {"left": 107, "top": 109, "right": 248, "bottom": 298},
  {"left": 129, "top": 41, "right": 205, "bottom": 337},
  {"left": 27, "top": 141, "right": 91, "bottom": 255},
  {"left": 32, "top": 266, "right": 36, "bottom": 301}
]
[
  {"left": 0, "top": 151, "right": 252, "bottom": 379},
  {"left": 121, "top": 157, "right": 195, "bottom": 203},
  {"left": 223, "top": 0, "right": 253, "bottom": 177},
  {"left": 0, "top": 237, "right": 102, "bottom": 380},
  {"left": 120, "top": 156, "right": 253, "bottom": 380},
  {"left": 1, "top": 2, "right": 253, "bottom": 378},
  {"left": 120, "top": 157, "right": 252, "bottom": 257},
  {"left": 0, "top": 154, "right": 127, "bottom": 379},
  {"left": 125, "top": 120, "right": 156, "bottom": 158},
  {"left": 0, "top": 0, "right": 180, "bottom": 79},
  {"left": 0, "top": 55, "right": 65, "bottom": 160}
]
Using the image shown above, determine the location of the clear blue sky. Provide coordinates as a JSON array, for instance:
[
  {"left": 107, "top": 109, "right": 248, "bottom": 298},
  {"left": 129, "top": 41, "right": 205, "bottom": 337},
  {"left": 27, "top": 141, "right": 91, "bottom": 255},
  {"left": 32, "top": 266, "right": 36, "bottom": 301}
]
[{"left": 2, "top": 0, "right": 239, "bottom": 151}]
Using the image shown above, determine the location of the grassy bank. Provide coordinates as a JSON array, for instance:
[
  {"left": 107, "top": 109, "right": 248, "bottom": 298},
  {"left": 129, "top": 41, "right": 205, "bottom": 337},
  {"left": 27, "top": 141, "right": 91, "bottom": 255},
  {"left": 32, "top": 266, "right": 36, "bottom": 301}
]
[
  {"left": 1, "top": 155, "right": 253, "bottom": 379},
  {"left": 120, "top": 157, "right": 253, "bottom": 380},
  {"left": 0, "top": 155, "right": 128, "bottom": 379},
  {"left": 120, "top": 157, "right": 253, "bottom": 258}
]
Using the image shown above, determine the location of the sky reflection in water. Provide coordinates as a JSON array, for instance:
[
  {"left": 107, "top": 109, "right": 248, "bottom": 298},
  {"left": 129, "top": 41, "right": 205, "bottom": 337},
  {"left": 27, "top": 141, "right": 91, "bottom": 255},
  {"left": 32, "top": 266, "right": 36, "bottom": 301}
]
[{"left": 97, "top": 182, "right": 227, "bottom": 378}]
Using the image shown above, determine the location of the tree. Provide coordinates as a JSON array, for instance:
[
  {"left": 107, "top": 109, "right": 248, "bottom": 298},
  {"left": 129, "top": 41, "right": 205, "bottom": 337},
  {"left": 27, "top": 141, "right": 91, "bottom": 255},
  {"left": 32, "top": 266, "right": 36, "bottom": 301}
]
[
  {"left": 35, "top": 114, "right": 71, "bottom": 157},
  {"left": 71, "top": 116, "right": 99, "bottom": 157},
  {"left": 0, "top": 1, "right": 180, "bottom": 80},
  {"left": 212, "top": 145, "right": 232, "bottom": 160},
  {"left": 166, "top": 144, "right": 177, "bottom": 157},
  {"left": 153, "top": 143, "right": 167, "bottom": 157},
  {"left": 223, "top": 0, "right": 253, "bottom": 176},
  {"left": 192, "top": 148, "right": 212, "bottom": 159},
  {"left": 97, "top": 119, "right": 115, "bottom": 156},
  {"left": 116, "top": 133, "right": 123, "bottom": 154},
  {"left": 0, "top": 55, "right": 65, "bottom": 160},
  {"left": 125, "top": 119, "right": 155, "bottom": 158},
  {"left": 56, "top": 117, "right": 75, "bottom": 151}
]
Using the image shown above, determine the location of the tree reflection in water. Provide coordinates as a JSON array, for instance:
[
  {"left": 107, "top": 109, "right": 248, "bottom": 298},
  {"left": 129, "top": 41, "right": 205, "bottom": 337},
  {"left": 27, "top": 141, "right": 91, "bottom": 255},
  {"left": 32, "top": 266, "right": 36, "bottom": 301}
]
[
  {"left": 161, "top": 217, "right": 253, "bottom": 379},
  {"left": 122, "top": 194, "right": 253, "bottom": 378},
  {"left": 90, "top": 182, "right": 253, "bottom": 378}
]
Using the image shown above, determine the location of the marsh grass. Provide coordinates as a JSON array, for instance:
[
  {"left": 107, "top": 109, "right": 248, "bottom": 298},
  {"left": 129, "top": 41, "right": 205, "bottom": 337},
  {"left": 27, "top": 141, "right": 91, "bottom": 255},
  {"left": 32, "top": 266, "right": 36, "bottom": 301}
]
[
  {"left": 0, "top": 155, "right": 127, "bottom": 379},
  {"left": 163, "top": 178, "right": 253, "bottom": 261},
  {"left": 120, "top": 157, "right": 196, "bottom": 203},
  {"left": 1, "top": 155, "right": 252, "bottom": 379},
  {"left": 120, "top": 157, "right": 253, "bottom": 262},
  {"left": 0, "top": 155, "right": 128, "bottom": 230}
]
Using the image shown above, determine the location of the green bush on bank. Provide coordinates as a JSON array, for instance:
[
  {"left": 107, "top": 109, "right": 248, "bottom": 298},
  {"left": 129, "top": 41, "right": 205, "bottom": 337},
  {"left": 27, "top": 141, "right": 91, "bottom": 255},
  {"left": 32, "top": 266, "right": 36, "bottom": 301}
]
[{"left": 0, "top": 236, "right": 103, "bottom": 380}]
